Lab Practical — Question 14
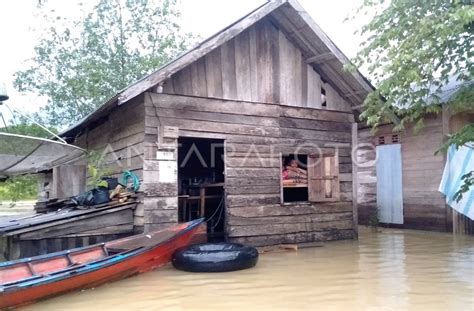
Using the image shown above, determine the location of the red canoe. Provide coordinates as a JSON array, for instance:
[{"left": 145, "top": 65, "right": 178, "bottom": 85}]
[{"left": 0, "top": 218, "right": 206, "bottom": 309}]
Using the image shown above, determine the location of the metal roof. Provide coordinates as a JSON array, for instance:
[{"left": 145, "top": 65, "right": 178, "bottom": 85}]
[{"left": 428, "top": 76, "right": 473, "bottom": 104}]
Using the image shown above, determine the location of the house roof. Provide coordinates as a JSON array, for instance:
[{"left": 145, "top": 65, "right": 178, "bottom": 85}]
[
  {"left": 391, "top": 75, "right": 473, "bottom": 109},
  {"left": 0, "top": 201, "right": 136, "bottom": 236},
  {"left": 60, "top": 0, "right": 374, "bottom": 139},
  {"left": 427, "top": 76, "right": 473, "bottom": 104}
]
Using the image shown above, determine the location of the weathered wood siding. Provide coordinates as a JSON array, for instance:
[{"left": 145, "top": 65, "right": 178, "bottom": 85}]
[
  {"left": 401, "top": 117, "right": 447, "bottom": 230},
  {"left": 162, "top": 19, "right": 351, "bottom": 112},
  {"left": 51, "top": 165, "right": 86, "bottom": 199},
  {"left": 357, "top": 116, "right": 449, "bottom": 231},
  {"left": 0, "top": 203, "right": 135, "bottom": 260},
  {"left": 74, "top": 96, "right": 145, "bottom": 229},
  {"left": 144, "top": 92, "right": 355, "bottom": 245},
  {"left": 357, "top": 128, "right": 377, "bottom": 225},
  {"left": 448, "top": 112, "right": 474, "bottom": 235}
]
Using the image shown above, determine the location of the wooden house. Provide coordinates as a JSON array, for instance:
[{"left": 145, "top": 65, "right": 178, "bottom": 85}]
[
  {"left": 357, "top": 80, "right": 474, "bottom": 234},
  {"left": 59, "top": 0, "right": 374, "bottom": 246}
]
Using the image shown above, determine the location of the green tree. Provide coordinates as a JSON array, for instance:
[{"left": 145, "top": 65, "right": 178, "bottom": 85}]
[
  {"left": 0, "top": 121, "right": 56, "bottom": 138},
  {"left": 0, "top": 176, "right": 38, "bottom": 202},
  {"left": 353, "top": 0, "right": 474, "bottom": 201},
  {"left": 14, "top": 0, "right": 196, "bottom": 127}
]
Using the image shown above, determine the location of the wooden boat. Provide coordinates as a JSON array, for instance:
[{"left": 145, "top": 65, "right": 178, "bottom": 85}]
[{"left": 0, "top": 218, "right": 206, "bottom": 309}]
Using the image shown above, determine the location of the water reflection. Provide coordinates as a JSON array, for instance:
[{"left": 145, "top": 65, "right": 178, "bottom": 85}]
[{"left": 21, "top": 228, "right": 474, "bottom": 310}]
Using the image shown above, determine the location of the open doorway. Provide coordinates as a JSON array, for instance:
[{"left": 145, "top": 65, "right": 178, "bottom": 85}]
[{"left": 177, "top": 137, "right": 225, "bottom": 241}]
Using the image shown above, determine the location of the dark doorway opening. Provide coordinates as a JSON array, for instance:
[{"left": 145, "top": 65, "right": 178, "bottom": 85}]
[{"left": 177, "top": 137, "right": 225, "bottom": 241}]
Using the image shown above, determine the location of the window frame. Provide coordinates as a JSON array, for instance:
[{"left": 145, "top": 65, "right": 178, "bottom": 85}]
[
  {"left": 280, "top": 153, "right": 309, "bottom": 204},
  {"left": 280, "top": 151, "right": 340, "bottom": 204}
]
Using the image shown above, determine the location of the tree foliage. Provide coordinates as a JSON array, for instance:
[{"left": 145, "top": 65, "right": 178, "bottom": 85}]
[
  {"left": 353, "top": 0, "right": 474, "bottom": 199},
  {"left": 86, "top": 150, "right": 113, "bottom": 189},
  {"left": 14, "top": 0, "right": 196, "bottom": 127},
  {"left": 454, "top": 171, "right": 473, "bottom": 202},
  {"left": 0, "top": 176, "right": 38, "bottom": 203},
  {"left": 0, "top": 121, "right": 57, "bottom": 138},
  {"left": 354, "top": 0, "right": 473, "bottom": 130}
]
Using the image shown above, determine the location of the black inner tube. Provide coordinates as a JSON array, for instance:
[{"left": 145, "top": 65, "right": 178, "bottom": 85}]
[{"left": 172, "top": 243, "right": 259, "bottom": 273}]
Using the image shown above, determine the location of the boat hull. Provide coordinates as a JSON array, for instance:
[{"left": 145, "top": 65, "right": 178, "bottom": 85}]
[{"left": 0, "top": 220, "right": 206, "bottom": 309}]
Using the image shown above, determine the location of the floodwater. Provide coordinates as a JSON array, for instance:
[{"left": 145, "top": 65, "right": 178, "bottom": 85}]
[{"left": 22, "top": 227, "right": 474, "bottom": 311}]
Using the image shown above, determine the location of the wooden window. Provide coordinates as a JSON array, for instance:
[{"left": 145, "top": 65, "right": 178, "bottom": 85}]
[
  {"left": 281, "top": 152, "right": 340, "bottom": 203},
  {"left": 281, "top": 154, "right": 309, "bottom": 203},
  {"left": 377, "top": 134, "right": 401, "bottom": 145},
  {"left": 321, "top": 86, "right": 327, "bottom": 108},
  {"left": 307, "top": 152, "right": 340, "bottom": 202}
]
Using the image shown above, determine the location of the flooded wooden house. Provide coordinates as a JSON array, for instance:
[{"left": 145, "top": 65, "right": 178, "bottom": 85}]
[
  {"left": 59, "top": 0, "right": 374, "bottom": 246},
  {"left": 357, "top": 78, "right": 474, "bottom": 234}
]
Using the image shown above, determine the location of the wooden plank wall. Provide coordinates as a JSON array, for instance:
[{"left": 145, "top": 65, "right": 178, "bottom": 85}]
[
  {"left": 145, "top": 93, "right": 356, "bottom": 246},
  {"left": 448, "top": 112, "right": 474, "bottom": 235},
  {"left": 0, "top": 236, "right": 7, "bottom": 261},
  {"left": 51, "top": 165, "right": 87, "bottom": 199},
  {"left": 1, "top": 207, "right": 135, "bottom": 260},
  {"left": 74, "top": 96, "right": 146, "bottom": 230},
  {"left": 162, "top": 19, "right": 351, "bottom": 112},
  {"left": 401, "top": 116, "right": 447, "bottom": 230},
  {"left": 357, "top": 116, "right": 450, "bottom": 231},
  {"left": 2, "top": 234, "right": 130, "bottom": 261},
  {"left": 357, "top": 128, "right": 377, "bottom": 225}
]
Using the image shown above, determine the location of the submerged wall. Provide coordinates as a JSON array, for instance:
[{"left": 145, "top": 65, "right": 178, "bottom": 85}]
[{"left": 142, "top": 92, "right": 357, "bottom": 246}]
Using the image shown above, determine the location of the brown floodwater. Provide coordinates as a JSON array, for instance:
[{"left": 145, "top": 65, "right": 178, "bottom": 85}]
[{"left": 21, "top": 227, "right": 474, "bottom": 311}]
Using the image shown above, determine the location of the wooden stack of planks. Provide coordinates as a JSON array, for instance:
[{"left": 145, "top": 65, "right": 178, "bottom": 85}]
[{"left": 110, "top": 185, "right": 138, "bottom": 203}]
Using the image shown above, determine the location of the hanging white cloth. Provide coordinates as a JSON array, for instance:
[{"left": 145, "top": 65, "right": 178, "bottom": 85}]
[{"left": 439, "top": 144, "right": 474, "bottom": 220}]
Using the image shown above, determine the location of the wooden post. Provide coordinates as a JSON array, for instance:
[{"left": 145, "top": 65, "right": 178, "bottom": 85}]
[
  {"left": 279, "top": 152, "right": 284, "bottom": 204},
  {"left": 223, "top": 140, "right": 229, "bottom": 239},
  {"left": 441, "top": 105, "right": 454, "bottom": 233},
  {"left": 351, "top": 123, "right": 359, "bottom": 239},
  {"left": 200, "top": 187, "right": 206, "bottom": 217},
  {"left": 52, "top": 165, "right": 86, "bottom": 199}
]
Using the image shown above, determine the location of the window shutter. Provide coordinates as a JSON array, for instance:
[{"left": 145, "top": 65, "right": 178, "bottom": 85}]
[{"left": 308, "top": 151, "right": 340, "bottom": 202}]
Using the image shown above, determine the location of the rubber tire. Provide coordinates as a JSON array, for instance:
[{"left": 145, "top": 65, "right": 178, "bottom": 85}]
[{"left": 172, "top": 243, "right": 259, "bottom": 272}]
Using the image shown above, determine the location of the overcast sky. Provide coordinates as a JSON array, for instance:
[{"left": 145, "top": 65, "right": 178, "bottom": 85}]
[{"left": 0, "top": 0, "right": 368, "bottom": 116}]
